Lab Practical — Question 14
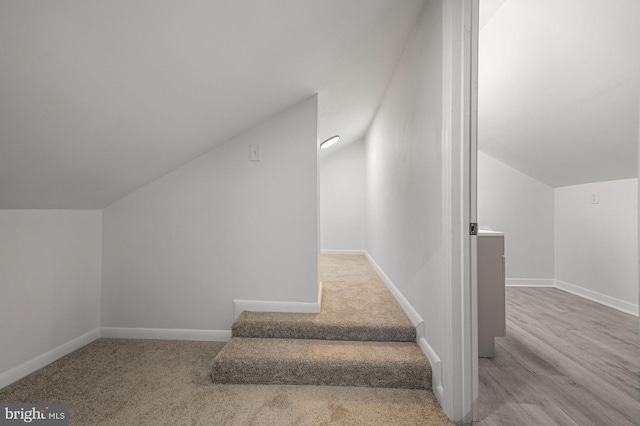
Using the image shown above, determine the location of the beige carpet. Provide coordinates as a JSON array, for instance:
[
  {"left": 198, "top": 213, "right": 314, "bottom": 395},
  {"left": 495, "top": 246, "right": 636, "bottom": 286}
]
[
  {"left": 0, "top": 339, "right": 452, "bottom": 425},
  {"left": 216, "top": 255, "right": 428, "bottom": 390},
  {"left": 212, "top": 337, "right": 431, "bottom": 389},
  {"left": 233, "top": 255, "right": 416, "bottom": 342}
]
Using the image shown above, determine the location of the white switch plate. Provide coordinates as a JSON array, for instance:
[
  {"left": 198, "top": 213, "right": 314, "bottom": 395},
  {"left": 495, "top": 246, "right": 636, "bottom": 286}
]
[
  {"left": 250, "top": 144, "right": 261, "bottom": 162},
  {"left": 591, "top": 192, "right": 599, "bottom": 204}
]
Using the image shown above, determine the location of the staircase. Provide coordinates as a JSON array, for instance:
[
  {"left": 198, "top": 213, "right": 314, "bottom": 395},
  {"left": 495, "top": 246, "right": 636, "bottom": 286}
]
[{"left": 211, "top": 255, "right": 431, "bottom": 390}]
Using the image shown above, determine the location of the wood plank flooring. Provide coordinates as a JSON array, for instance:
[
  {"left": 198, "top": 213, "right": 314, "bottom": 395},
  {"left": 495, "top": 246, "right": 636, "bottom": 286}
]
[{"left": 477, "top": 287, "right": 640, "bottom": 426}]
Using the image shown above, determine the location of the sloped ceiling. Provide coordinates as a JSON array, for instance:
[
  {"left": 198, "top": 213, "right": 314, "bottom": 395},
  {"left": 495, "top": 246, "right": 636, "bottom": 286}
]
[
  {"left": 0, "top": 0, "right": 425, "bottom": 209},
  {"left": 479, "top": 0, "right": 640, "bottom": 187}
]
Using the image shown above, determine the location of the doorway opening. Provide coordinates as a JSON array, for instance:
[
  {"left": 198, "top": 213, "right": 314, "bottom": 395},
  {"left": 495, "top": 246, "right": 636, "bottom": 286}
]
[{"left": 474, "top": 1, "right": 640, "bottom": 424}]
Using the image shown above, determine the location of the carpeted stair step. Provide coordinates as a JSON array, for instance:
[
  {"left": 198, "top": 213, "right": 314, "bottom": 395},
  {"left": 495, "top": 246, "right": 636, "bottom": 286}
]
[
  {"left": 232, "top": 311, "right": 416, "bottom": 342},
  {"left": 211, "top": 337, "right": 431, "bottom": 390}
]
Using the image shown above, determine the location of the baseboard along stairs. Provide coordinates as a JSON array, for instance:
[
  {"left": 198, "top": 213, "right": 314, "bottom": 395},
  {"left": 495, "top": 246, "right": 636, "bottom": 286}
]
[{"left": 211, "top": 255, "right": 432, "bottom": 390}]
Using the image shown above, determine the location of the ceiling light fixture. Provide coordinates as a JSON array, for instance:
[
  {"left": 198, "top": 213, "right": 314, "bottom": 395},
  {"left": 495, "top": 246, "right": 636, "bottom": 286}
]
[{"left": 320, "top": 135, "right": 340, "bottom": 150}]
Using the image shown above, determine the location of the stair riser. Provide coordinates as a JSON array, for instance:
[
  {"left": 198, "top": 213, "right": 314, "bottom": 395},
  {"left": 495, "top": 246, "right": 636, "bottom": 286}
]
[
  {"left": 232, "top": 324, "right": 416, "bottom": 342},
  {"left": 211, "top": 361, "right": 431, "bottom": 390}
]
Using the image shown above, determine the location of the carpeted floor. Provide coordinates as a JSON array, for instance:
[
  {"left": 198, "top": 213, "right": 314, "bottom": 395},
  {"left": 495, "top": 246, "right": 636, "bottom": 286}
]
[
  {"left": 0, "top": 339, "right": 452, "bottom": 425},
  {"left": 233, "top": 255, "right": 416, "bottom": 342},
  {"left": 0, "top": 255, "right": 451, "bottom": 425},
  {"left": 211, "top": 337, "right": 431, "bottom": 389}
]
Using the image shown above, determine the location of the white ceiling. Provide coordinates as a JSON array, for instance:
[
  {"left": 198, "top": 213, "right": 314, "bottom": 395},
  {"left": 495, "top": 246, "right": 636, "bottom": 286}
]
[
  {"left": 478, "top": 0, "right": 640, "bottom": 187},
  {"left": 0, "top": 0, "right": 425, "bottom": 209}
]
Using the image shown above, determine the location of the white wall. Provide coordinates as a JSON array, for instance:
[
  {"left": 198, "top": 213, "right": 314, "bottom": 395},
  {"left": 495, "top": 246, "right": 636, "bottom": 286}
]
[
  {"left": 477, "top": 151, "right": 554, "bottom": 281},
  {"left": 555, "top": 179, "right": 638, "bottom": 312},
  {"left": 320, "top": 139, "right": 365, "bottom": 252},
  {"left": 101, "top": 97, "right": 319, "bottom": 331},
  {"left": 365, "top": 0, "right": 446, "bottom": 389},
  {"left": 0, "top": 210, "right": 101, "bottom": 380}
]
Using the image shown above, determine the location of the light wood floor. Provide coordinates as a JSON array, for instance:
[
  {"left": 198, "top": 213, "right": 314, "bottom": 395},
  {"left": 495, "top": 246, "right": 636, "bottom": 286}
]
[{"left": 477, "top": 287, "right": 640, "bottom": 426}]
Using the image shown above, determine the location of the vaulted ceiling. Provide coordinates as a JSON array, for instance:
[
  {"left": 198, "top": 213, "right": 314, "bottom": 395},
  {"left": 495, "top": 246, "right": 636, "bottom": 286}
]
[
  {"left": 479, "top": 0, "right": 640, "bottom": 187},
  {"left": 0, "top": 0, "right": 425, "bottom": 209}
]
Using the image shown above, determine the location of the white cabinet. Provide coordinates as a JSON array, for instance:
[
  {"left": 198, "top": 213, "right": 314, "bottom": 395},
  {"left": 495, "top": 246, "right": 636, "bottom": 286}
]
[{"left": 477, "top": 231, "right": 506, "bottom": 358}]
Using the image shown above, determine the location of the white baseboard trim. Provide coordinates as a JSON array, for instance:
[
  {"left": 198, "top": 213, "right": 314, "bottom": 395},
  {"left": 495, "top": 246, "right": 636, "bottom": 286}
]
[
  {"left": 418, "top": 337, "right": 444, "bottom": 401},
  {"left": 363, "top": 251, "right": 443, "bottom": 403},
  {"left": 364, "top": 251, "right": 423, "bottom": 328},
  {"left": 233, "top": 299, "right": 321, "bottom": 320},
  {"left": 506, "top": 278, "right": 555, "bottom": 287},
  {"left": 507, "top": 278, "right": 639, "bottom": 316},
  {"left": 0, "top": 328, "right": 100, "bottom": 390},
  {"left": 100, "top": 327, "right": 232, "bottom": 342},
  {"left": 554, "top": 279, "right": 639, "bottom": 317},
  {"left": 320, "top": 249, "right": 365, "bottom": 255}
]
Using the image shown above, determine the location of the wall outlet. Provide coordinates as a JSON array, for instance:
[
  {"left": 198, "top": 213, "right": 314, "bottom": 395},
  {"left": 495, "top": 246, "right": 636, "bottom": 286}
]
[
  {"left": 250, "top": 144, "right": 261, "bottom": 162},
  {"left": 590, "top": 192, "right": 599, "bottom": 204}
]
